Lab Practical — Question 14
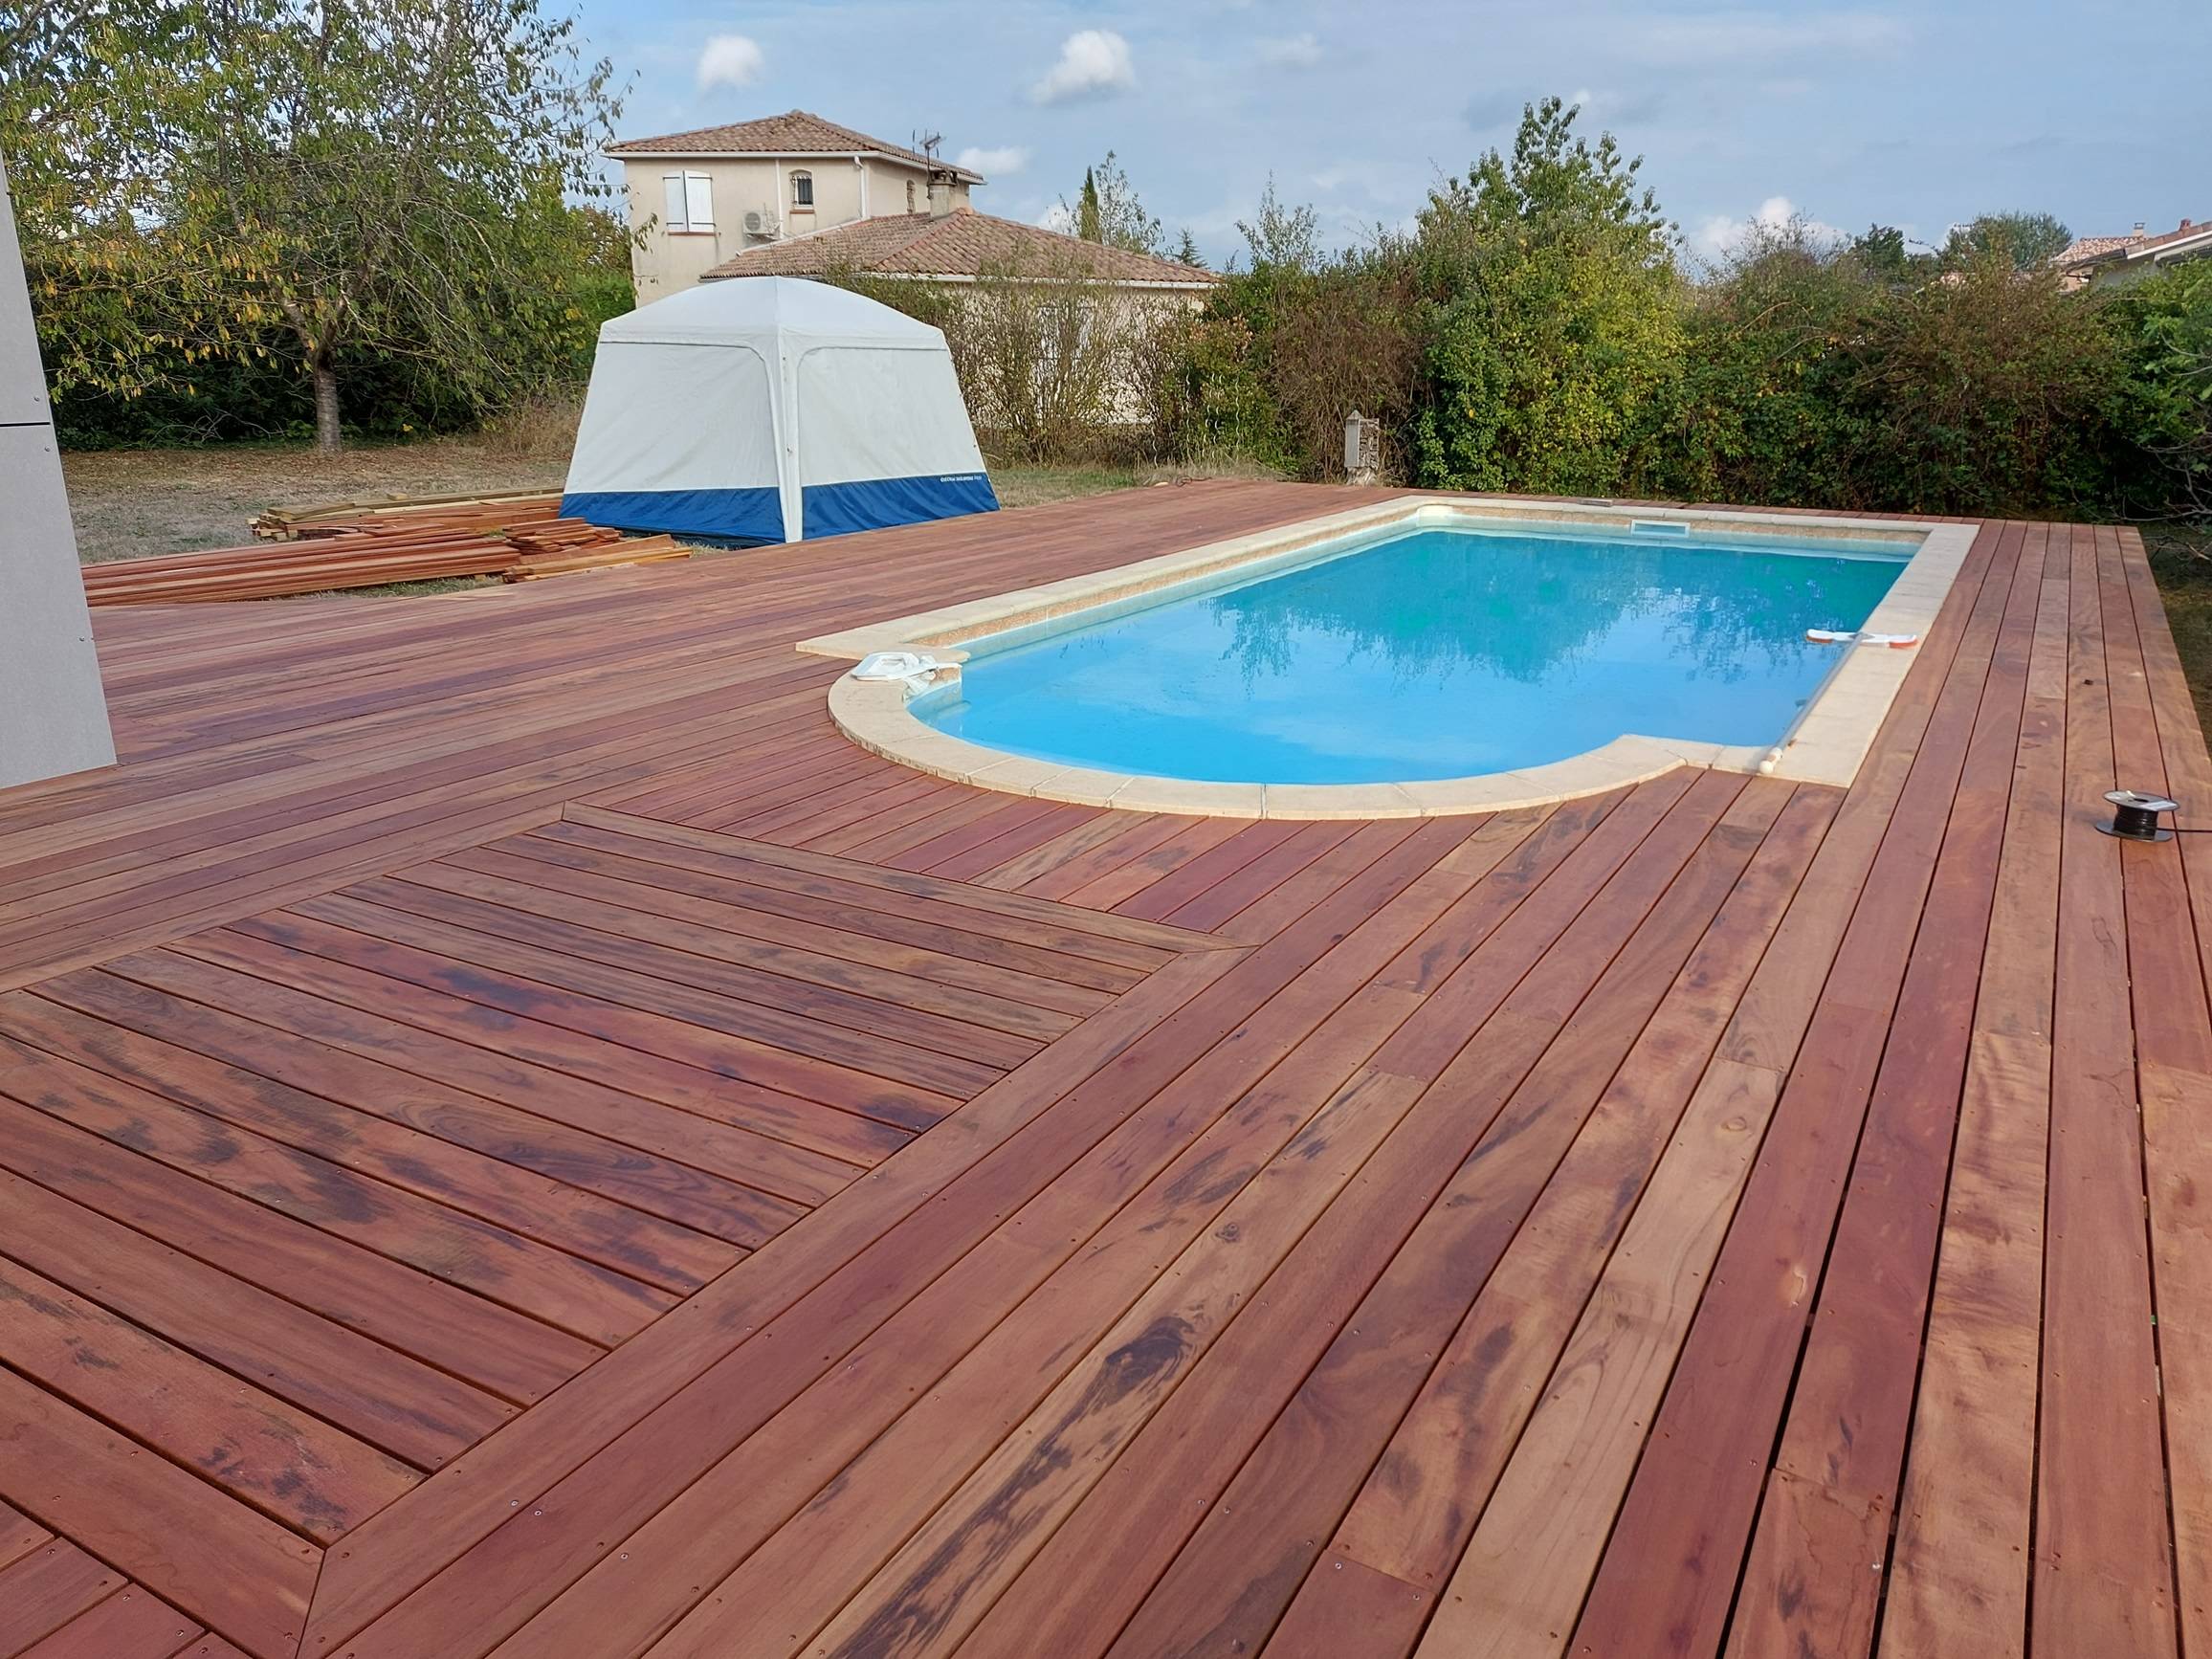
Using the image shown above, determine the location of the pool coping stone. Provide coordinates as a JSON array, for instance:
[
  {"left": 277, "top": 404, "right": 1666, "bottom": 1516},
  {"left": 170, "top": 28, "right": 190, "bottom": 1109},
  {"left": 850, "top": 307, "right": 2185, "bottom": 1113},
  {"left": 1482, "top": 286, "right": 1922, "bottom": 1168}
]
[{"left": 801, "top": 494, "right": 1980, "bottom": 818}]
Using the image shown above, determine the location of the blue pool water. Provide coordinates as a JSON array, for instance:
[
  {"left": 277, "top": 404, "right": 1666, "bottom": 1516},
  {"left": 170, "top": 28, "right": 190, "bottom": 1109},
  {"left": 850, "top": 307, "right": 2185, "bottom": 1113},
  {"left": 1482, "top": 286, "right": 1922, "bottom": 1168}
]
[{"left": 918, "top": 522, "right": 1909, "bottom": 785}]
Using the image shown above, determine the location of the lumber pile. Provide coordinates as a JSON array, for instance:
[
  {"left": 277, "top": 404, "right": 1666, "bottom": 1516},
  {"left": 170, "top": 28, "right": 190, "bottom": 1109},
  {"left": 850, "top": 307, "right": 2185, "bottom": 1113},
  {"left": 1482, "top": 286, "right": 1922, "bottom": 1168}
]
[
  {"left": 82, "top": 530, "right": 520, "bottom": 606},
  {"left": 504, "top": 521, "right": 690, "bottom": 580},
  {"left": 251, "top": 489, "right": 564, "bottom": 541},
  {"left": 275, "top": 494, "right": 695, "bottom": 578},
  {"left": 86, "top": 493, "right": 693, "bottom": 606}
]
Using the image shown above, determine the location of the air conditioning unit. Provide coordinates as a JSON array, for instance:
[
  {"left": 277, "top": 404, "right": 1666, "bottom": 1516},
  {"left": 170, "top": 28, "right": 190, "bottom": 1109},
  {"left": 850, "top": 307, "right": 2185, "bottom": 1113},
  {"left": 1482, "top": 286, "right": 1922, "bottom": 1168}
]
[{"left": 742, "top": 210, "right": 780, "bottom": 238}]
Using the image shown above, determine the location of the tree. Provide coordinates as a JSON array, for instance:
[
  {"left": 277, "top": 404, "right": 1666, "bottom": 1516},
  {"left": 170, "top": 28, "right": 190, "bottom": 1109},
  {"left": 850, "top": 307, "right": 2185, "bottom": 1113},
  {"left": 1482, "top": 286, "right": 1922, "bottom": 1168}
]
[
  {"left": 0, "top": 5, "right": 190, "bottom": 243},
  {"left": 1663, "top": 224, "right": 1880, "bottom": 507},
  {"left": 1060, "top": 151, "right": 1161, "bottom": 255},
  {"left": 15, "top": 0, "right": 624, "bottom": 451},
  {"left": 1236, "top": 177, "right": 1320, "bottom": 274},
  {"left": 2098, "top": 259, "right": 2212, "bottom": 519},
  {"left": 1074, "top": 168, "right": 1103, "bottom": 242},
  {"left": 1409, "top": 96, "right": 1684, "bottom": 494},
  {"left": 1847, "top": 223, "right": 1936, "bottom": 284},
  {"left": 1168, "top": 227, "right": 1206, "bottom": 269},
  {"left": 1942, "top": 211, "right": 2072, "bottom": 271},
  {"left": 1845, "top": 247, "right": 2113, "bottom": 511}
]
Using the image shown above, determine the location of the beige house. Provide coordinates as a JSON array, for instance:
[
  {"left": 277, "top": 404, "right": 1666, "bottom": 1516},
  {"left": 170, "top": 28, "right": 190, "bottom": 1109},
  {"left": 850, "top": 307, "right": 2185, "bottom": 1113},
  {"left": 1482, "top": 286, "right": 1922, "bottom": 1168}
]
[
  {"left": 607, "top": 111, "right": 984, "bottom": 299},
  {"left": 697, "top": 206, "right": 1216, "bottom": 295},
  {"left": 605, "top": 109, "right": 1219, "bottom": 433},
  {"left": 699, "top": 204, "right": 1219, "bottom": 431},
  {"left": 2054, "top": 215, "right": 2212, "bottom": 290}
]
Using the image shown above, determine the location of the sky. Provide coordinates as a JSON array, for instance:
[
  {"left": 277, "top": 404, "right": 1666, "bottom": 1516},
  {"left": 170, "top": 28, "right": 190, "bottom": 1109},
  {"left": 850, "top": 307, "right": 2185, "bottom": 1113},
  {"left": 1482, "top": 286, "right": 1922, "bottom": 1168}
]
[{"left": 571, "top": 0, "right": 2212, "bottom": 269}]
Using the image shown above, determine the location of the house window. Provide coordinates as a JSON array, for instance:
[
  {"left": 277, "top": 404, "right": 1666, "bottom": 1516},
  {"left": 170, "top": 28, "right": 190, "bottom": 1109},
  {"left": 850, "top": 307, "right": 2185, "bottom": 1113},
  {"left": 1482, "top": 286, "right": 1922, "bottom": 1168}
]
[
  {"left": 791, "top": 170, "right": 813, "bottom": 210},
  {"left": 660, "top": 171, "right": 714, "bottom": 232}
]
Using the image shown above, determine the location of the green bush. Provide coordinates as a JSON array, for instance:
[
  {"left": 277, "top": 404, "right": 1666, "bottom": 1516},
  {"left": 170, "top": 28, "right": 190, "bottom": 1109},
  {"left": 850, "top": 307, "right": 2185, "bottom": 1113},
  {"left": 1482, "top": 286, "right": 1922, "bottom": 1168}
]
[
  {"left": 2099, "top": 261, "right": 2212, "bottom": 520},
  {"left": 27, "top": 66, "right": 2212, "bottom": 525},
  {"left": 39, "top": 236, "right": 632, "bottom": 450},
  {"left": 1648, "top": 229, "right": 2120, "bottom": 516},
  {"left": 1838, "top": 251, "right": 2115, "bottom": 515},
  {"left": 1163, "top": 99, "right": 2206, "bottom": 527},
  {"left": 1652, "top": 227, "right": 1875, "bottom": 508},
  {"left": 1408, "top": 99, "right": 1683, "bottom": 496}
]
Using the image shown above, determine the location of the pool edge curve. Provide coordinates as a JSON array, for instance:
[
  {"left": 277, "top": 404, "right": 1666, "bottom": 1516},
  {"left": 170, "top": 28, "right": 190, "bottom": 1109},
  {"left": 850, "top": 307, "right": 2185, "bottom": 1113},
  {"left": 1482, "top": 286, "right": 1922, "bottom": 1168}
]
[{"left": 802, "top": 495, "right": 1982, "bottom": 817}]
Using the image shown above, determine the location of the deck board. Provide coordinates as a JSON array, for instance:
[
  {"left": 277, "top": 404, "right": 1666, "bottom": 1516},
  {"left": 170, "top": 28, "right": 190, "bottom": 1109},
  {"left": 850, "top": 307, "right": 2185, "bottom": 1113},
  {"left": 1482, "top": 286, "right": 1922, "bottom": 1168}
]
[{"left": 0, "top": 483, "right": 2204, "bottom": 1659}]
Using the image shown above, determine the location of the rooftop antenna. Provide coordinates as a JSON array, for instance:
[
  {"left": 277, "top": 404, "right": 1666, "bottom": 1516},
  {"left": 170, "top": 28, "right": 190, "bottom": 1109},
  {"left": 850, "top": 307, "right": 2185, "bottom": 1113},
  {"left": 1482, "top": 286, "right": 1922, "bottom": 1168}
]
[{"left": 916, "top": 130, "right": 942, "bottom": 163}]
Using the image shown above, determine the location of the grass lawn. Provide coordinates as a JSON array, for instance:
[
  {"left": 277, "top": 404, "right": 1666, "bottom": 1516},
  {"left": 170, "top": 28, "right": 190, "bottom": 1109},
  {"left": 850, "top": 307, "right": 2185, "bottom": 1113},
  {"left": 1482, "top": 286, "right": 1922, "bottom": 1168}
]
[
  {"left": 64, "top": 429, "right": 2208, "bottom": 735},
  {"left": 61, "top": 425, "right": 1198, "bottom": 570},
  {"left": 58, "top": 421, "right": 1255, "bottom": 601},
  {"left": 62, "top": 431, "right": 576, "bottom": 566},
  {"left": 2146, "top": 524, "right": 2212, "bottom": 738}
]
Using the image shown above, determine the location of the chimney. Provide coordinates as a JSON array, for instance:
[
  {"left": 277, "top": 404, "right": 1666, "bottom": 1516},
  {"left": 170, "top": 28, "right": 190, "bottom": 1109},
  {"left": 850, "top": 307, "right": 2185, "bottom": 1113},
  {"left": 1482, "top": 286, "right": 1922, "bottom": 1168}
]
[
  {"left": 927, "top": 178, "right": 953, "bottom": 219},
  {"left": 2135, "top": 220, "right": 2147, "bottom": 237}
]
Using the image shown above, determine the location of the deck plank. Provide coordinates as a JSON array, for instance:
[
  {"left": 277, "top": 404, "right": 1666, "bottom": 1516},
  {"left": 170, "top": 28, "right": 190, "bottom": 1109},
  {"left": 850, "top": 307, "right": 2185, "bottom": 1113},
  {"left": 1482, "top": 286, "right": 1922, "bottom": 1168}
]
[
  {"left": 972, "top": 780, "right": 1804, "bottom": 1659},
  {"left": 0, "top": 1373, "right": 318, "bottom": 1659},
  {"left": 0, "top": 1166, "right": 513, "bottom": 1469},
  {"left": 516, "top": 816, "right": 1566, "bottom": 1659},
  {"left": 2108, "top": 525, "right": 2212, "bottom": 1659},
  {"left": 1875, "top": 528, "right": 2068, "bottom": 1659},
  {"left": 0, "top": 1253, "right": 416, "bottom": 1540},
  {"left": 0, "top": 487, "right": 2201, "bottom": 1659},
  {"left": 1557, "top": 520, "right": 2023, "bottom": 1659},
  {"left": 0, "top": 1033, "right": 674, "bottom": 1345},
  {"left": 317, "top": 824, "right": 1472, "bottom": 1657},
  {"left": 0, "top": 1543, "right": 124, "bottom": 1658},
  {"left": 1255, "top": 794, "right": 1835, "bottom": 1659},
  {"left": 2028, "top": 525, "right": 2179, "bottom": 1655},
  {"left": 14, "top": 1583, "right": 204, "bottom": 1659},
  {"left": 1719, "top": 516, "right": 2042, "bottom": 1659}
]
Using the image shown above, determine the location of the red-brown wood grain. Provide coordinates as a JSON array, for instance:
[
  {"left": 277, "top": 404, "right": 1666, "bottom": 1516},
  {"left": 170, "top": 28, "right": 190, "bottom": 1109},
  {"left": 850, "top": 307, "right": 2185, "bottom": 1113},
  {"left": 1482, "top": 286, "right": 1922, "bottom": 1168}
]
[{"left": 0, "top": 486, "right": 2201, "bottom": 1659}]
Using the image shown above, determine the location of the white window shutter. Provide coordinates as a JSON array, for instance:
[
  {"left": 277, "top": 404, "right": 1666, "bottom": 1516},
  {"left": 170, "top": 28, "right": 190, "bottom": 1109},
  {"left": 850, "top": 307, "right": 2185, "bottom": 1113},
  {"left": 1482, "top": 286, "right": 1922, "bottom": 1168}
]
[
  {"left": 684, "top": 173, "right": 714, "bottom": 231},
  {"left": 662, "top": 174, "right": 687, "bottom": 231}
]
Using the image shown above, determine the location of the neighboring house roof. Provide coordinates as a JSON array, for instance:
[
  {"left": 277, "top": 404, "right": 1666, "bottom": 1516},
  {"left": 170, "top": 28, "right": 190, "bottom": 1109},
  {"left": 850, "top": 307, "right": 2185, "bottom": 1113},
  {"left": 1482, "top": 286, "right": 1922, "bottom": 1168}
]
[
  {"left": 2055, "top": 233, "right": 2138, "bottom": 266},
  {"left": 2057, "top": 216, "right": 2212, "bottom": 274},
  {"left": 700, "top": 209, "right": 1220, "bottom": 289},
  {"left": 607, "top": 110, "right": 985, "bottom": 182}
]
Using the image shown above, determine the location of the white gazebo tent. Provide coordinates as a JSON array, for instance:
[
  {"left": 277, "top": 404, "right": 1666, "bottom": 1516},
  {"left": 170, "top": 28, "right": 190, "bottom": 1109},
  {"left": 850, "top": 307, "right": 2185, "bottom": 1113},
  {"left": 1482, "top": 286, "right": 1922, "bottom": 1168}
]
[{"left": 562, "top": 276, "right": 997, "bottom": 544}]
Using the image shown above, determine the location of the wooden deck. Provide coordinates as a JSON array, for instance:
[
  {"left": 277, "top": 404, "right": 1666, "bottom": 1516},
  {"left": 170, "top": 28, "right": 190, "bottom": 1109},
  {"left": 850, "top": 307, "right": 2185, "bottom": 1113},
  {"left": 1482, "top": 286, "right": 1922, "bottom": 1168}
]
[{"left": 0, "top": 480, "right": 2205, "bottom": 1659}]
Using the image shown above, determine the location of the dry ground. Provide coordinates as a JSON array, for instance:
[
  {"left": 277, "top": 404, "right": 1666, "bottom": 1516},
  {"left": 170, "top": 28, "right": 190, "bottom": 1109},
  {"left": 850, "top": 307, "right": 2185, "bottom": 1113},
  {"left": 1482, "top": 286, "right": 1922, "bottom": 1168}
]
[
  {"left": 61, "top": 435, "right": 1206, "bottom": 566},
  {"left": 61, "top": 406, "right": 586, "bottom": 564},
  {"left": 2146, "top": 523, "right": 2212, "bottom": 733},
  {"left": 56, "top": 430, "right": 2212, "bottom": 725}
]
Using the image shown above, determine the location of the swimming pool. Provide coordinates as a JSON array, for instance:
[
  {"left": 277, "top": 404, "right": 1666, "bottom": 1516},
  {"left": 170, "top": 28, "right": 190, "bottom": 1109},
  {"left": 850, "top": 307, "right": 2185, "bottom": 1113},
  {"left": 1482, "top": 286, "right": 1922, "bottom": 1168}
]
[
  {"left": 914, "top": 520, "right": 1908, "bottom": 785},
  {"left": 806, "top": 498, "right": 1973, "bottom": 817}
]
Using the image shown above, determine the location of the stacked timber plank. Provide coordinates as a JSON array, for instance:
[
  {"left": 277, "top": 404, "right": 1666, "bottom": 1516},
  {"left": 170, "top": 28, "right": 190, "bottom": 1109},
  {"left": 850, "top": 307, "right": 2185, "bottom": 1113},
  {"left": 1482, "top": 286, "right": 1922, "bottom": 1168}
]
[
  {"left": 81, "top": 528, "right": 521, "bottom": 606},
  {"left": 86, "top": 492, "right": 692, "bottom": 605},
  {"left": 505, "top": 520, "right": 688, "bottom": 580},
  {"left": 251, "top": 489, "right": 564, "bottom": 541},
  {"left": 279, "top": 495, "right": 694, "bottom": 581}
]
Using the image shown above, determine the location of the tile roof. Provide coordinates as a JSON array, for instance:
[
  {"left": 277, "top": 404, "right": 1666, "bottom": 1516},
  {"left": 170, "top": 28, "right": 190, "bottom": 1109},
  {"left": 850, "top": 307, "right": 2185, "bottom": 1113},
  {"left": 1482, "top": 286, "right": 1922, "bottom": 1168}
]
[
  {"left": 607, "top": 110, "right": 984, "bottom": 181},
  {"left": 700, "top": 210, "right": 1219, "bottom": 288},
  {"left": 2057, "top": 217, "right": 2211, "bottom": 270},
  {"left": 2135, "top": 216, "right": 2211, "bottom": 254},
  {"left": 2056, "top": 233, "right": 2139, "bottom": 268}
]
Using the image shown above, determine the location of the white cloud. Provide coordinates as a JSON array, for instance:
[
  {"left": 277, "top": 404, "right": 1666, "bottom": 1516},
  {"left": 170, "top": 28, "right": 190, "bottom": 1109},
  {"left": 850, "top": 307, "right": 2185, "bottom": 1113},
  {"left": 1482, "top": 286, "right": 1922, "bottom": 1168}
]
[
  {"left": 1309, "top": 161, "right": 1396, "bottom": 199},
  {"left": 1692, "top": 194, "right": 1845, "bottom": 258},
  {"left": 1258, "top": 33, "right": 1324, "bottom": 69},
  {"left": 956, "top": 144, "right": 1029, "bottom": 178},
  {"left": 1029, "top": 30, "right": 1136, "bottom": 104},
  {"left": 696, "top": 34, "right": 763, "bottom": 91},
  {"left": 1564, "top": 86, "right": 1668, "bottom": 124},
  {"left": 1624, "top": 11, "right": 1907, "bottom": 66}
]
